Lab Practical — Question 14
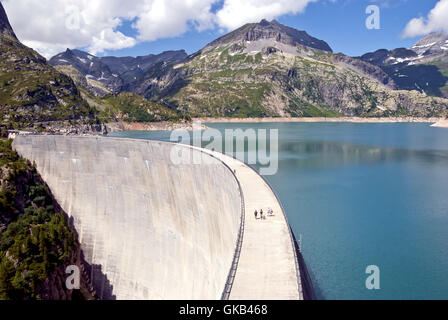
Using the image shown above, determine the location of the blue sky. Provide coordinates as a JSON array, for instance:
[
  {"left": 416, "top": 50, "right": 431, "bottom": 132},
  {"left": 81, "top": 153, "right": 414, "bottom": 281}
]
[{"left": 4, "top": 0, "right": 447, "bottom": 59}]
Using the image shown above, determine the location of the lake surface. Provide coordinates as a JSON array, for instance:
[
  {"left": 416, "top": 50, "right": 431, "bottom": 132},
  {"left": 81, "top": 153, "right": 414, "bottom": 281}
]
[{"left": 109, "top": 122, "right": 448, "bottom": 300}]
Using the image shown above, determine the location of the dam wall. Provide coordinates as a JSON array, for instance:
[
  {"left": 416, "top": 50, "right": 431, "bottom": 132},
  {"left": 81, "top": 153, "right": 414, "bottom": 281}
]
[{"left": 13, "top": 136, "right": 242, "bottom": 300}]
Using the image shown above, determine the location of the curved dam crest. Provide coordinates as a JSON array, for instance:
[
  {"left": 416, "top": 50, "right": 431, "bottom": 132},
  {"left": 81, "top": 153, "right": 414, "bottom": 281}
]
[{"left": 12, "top": 135, "right": 303, "bottom": 300}]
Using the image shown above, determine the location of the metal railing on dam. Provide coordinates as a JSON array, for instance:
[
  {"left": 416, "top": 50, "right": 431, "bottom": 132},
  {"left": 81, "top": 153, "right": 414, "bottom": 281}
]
[
  {"left": 102, "top": 139, "right": 247, "bottom": 300},
  {"left": 245, "top": 163, "right": 306, "bottom": 300},
  {"left": 176, "top": 144, "right": 246, "bottom": 300},
  {"left": 245, "top": 163, "right": 316, "bottom": 300},
  {"left": 209, "top": 149, "right": 315, "bottom": 300},
  {"left": 205, "top": 154, "right": 246, "bottom": 301},
  {"left": 192, "top": 147, "right": 303, "bottom": 300},
  {"left": 191, "top": 143, "right": 314, "bottom": 300}
]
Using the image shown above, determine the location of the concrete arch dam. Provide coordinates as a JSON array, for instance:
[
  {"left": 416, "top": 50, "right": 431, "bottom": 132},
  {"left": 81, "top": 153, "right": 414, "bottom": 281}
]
[{"left": 12, "top": 135, "right": 302, "bottom": 300}]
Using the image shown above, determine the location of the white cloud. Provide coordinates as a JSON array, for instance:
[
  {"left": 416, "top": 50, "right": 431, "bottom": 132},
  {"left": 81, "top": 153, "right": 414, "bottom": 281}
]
[
  {"left": 135, "top": 0, "right": 216, "bottom": 41},
  {"left": 2, "top": 0, "right": 140, "bottom": 58},
  {"left": 215, "top": 0, "right": 317, "bottom": 31},
  {"left": 89, "top": 29, "right": 137, "bottom": 55},
  {"left": 403, "top": 0, "right": 448, "bottom": 37},
  {"left": 2, "top": 0, "right": 320, "bottom": 59}
]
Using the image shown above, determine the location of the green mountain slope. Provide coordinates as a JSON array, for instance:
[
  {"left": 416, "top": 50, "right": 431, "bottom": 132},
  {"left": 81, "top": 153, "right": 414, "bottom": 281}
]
[
  {"left": 54, "top": 65, "right": 188, "bottom": 124},
  {"left": 89, "top": 91, "right": 188, "bottom": 123},
  {"left": 0, "top": 138, "right": 93, "bottom": 300},
  {"left": 0, "top": 3, "right": 101, "bottom": 132},
  {"left": 133, "top": 20, "right": 448, "bottom": 118}
]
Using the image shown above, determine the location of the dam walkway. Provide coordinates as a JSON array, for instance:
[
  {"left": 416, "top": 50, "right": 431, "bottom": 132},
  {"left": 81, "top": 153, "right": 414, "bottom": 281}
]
[{"left": 192, "top": 147, "right": 302, "bottom": 300}]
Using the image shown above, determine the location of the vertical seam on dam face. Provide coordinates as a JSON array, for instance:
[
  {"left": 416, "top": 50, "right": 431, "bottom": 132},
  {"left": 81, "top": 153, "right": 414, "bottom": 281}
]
[{"left": 12, "top": 135, "right": 302, "bottom": 300}]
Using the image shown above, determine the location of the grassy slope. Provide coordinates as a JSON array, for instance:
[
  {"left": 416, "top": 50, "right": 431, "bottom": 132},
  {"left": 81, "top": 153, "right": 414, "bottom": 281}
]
[
  {"left": 82, "top": 90, "right": 189, "bottom": 123},
  {"left": 170, "top": 48, "right": 275, "bottom": 117},
  {"left": 0, "top": 34, "right": 97, "bottom": 130},
  {"left": 428, "top": 58, "right": 448, "bottom": 97},
  {"left": 167, "top": 46, "right": 373, "bottom": 117},
  {"left": 165, "top": 45, "right": 448, "bottom": 118},
  {"left": 54, "top": 65, "right": 188, "bottom": 123}
]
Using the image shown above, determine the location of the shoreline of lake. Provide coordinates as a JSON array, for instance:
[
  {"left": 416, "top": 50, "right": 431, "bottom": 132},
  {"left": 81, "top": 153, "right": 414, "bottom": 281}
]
[
  {"left": 105, "top": 117, "right": 447, "bottom": 133},
  {"left": 105, "top": 121, "right": 208, "bottom": 133},
  {"left": 195, "top": 116, "right": 445, "bottom": 125},
  {"left": 431, "top": 119, "right": 448, "bottom": 128}
]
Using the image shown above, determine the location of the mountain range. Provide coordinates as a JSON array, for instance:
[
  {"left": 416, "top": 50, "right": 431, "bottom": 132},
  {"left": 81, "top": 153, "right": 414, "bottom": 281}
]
[
  {"left": 50, "top": 19, "right": 448, "bottom": 119},
  {"left": 360, "top": 32, "right": 448, "bottom": 98},
  {"left": 49, "top": 49, "right": 187, "bottom": 96},
  {"left": 1, "top": 3, "right": 448, "bottom": 132}
]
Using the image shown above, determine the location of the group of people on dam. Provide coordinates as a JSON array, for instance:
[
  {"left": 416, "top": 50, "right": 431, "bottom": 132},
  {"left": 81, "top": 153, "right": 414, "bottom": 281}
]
[{"left": 254, "top": 208, "right": 274, "bottom": 220}]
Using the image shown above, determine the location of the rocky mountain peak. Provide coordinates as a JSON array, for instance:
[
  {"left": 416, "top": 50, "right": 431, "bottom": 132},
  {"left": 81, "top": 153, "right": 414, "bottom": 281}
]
[
  {"left": 411, "top": 32, "right": 448, "bottom": 56},
  {"left": 0, "top": 2, "right": 17, "bottom": 39},
  {"left": 205, "top": 19, "right": 332, "bottom": 52},
  {"left": 413, "top": 32, "right": 448, "bottom": 46},
  {"left": 358, "top": 31, "right": 448, "bottom": 98}
]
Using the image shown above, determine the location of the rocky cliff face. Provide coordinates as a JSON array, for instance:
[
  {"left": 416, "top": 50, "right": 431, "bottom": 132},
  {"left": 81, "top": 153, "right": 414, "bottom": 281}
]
[
  {"left": 206, "top": 19, "right": 333, "bottom": 53},
  {"left": 0, "top": 2, "right": 15, "bottom": 39},
  {"left": 0, "top": 3, "right": 101, "bottom": 133},
  {"left": 34, "top": 246, "right": 95, "bottom": 300},
  {"left": 412, "top": 32, "right": 448, "bottom": 56},
  {"left": 101, "top": 50, "right": 187, "bottom": 80},
  {"left": 49, "top": 49, "right": 188, "bottom": 96},
  {"left": 0, "top": 138, "right": 95, "bottom": 300},
  {"left": 49, "top": 49, "right": 123, "bottom": 96},
  {"left": 360, "top": 33, "right": 448, "bottom": 98},
  {"left": 332, "top": 54, "right": 396, "bottom": 88}
]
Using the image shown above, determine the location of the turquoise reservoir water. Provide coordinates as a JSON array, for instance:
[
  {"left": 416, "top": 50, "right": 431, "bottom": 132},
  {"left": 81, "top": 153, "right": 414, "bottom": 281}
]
[{"left": 109, "top": 122, "right": 448, "bottom": 300}]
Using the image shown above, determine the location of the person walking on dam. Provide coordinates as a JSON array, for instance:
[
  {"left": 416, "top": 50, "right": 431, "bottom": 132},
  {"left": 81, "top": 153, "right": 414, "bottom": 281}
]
[
  {"left": 254, "top": 210, "right": 258, "bottom": 219},
  {"left": 260, "top": 209, "right": 264, "bottom": 220}
]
